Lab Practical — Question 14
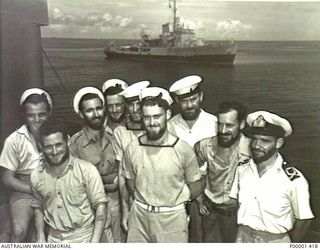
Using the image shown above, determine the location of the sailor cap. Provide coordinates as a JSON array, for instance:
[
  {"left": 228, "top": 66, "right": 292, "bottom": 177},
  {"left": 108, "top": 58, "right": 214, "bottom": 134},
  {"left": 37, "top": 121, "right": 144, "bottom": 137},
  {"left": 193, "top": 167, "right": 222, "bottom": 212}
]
[
  {"left": 120, "top": 80, "right": 150, "bottom": 100},
  {"left": 169, "top": 75, "right": 202, "bottom": 96},
  {"left": 73, "top": 86, "right": 105, "bottom": 114},
  {"left": 20, "top": 88, "right": 53, "bottom": 110},
  {"left": 244, "top": 111, "right": 292, "bottom": 138},
  {"left": 140, "top": 87, "right": 173, "bottom": 106},
  {"left": 102, "top": 79, "right": 128, "bottom": 93}
]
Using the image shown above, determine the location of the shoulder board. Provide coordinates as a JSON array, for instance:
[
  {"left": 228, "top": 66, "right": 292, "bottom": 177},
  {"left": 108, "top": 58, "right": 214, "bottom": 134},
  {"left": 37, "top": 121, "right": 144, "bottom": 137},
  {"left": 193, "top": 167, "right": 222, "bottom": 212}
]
[
  {"left": 70, "top": 131, "right": 83, "bottom": 143},
  {"left": 282, "top": 162, "right": 300, "bottom": 181},
  {"left": 237, "top": 158, "right": 250, "bottom": 166}
]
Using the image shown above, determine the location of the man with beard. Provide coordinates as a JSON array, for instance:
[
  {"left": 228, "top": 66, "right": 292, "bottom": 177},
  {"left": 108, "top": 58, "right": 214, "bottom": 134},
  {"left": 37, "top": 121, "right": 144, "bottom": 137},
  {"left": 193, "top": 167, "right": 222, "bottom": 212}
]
[
  {"left": 194, "top": 101, "right": 250, "bottom": 242},
  {"left": 123, "top": 87, "right": 203, "bottom": 243},
  {"left": 230, "top": 111, "right": 314, "bottom": 243},
  {"left": 112, "top": 80, "right": 150, "bottom": 233},
  {"left": 168, "top": 75, "right": 217, "bottom": 242},
  {"left": 0, "top": 88, "right": 52, "bottom": 242},
  {"left": 31, "top": 119, "right": 109, "bottom": 243},
  {"left": 69, "top": 87, "right": 116, "bottom": 242},
  {"left": 102, "top": 79, "right": 128, "bottom": 131}
]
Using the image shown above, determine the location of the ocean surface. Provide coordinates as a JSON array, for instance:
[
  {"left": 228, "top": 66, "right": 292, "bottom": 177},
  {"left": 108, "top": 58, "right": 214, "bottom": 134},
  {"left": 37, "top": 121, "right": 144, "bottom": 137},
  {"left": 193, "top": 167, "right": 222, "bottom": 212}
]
[{"left": 42, "top": 38, "right": 320, "bottom": 230}]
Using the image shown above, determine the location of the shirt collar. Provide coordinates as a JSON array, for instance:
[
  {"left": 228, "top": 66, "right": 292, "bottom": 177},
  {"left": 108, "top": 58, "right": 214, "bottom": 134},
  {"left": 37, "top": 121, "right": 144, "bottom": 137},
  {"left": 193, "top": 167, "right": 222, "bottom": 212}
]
[
  {"left": 82, "top": 126, "right": 113, "bottom": 148},
  {"left": 175, "top": 109, "right": 205, "bottom": 128},
  {"left": 16, "top": 124, "right": 33, "bottom": 141}
]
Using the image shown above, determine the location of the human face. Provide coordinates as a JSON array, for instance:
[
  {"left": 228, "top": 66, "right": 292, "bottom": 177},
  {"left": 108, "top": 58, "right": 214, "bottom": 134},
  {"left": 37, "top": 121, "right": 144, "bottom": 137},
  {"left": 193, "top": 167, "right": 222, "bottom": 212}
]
[
  {"left": 142, "top": 105, "right": 167, "bottom": 141},
  {"left": 80, "top": 98, "right": 105, "bottom": 130},
  {"left": 24, "top": 102, "right": 50, "bottom": 135},
  {"left": 127, "top": 100, "right": 141, "bottom": 123},
  {"left": 42, "top": 132, "right": 69, "bottom": 166},
  {"left": 250, "top": 135, "right": 279, "bottom": 164},
  {"left": 218, "top": 110, "right": 243, "bottom": 148},
  {"left": 106, "top": 95, "right": 126, "bottom": 123},
  {"left": 177, "top": 92, "right": 203, "bottom": 121}
]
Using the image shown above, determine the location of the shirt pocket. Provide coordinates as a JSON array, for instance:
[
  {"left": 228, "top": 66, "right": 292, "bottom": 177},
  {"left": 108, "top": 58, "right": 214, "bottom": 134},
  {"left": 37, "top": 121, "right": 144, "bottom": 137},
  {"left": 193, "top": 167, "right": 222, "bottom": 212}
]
[{"left": 65, "top": 185, "right": 87, "bottom": 206}]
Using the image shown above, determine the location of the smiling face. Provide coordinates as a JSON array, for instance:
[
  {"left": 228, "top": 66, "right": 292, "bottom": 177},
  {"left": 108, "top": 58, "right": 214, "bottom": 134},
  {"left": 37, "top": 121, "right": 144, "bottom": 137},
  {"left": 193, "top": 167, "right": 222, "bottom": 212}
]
[
  {"left": 142, "top": 104, "right": 167, "bottom": 141},
  {"left": 177, "top": 92, "right": 203, "bottom": 121},
  {"left": 42, "top": 132, "right": 69, "bottom": 167},
  {"left": 79, "top": 97, "right": 105, "bottom": 130},
  {"left": 105, "top": 94, "right": 126, "bottom": 123},
  {"left": 127, "top": 100, "right": 142, "bottom": 124},
  {"left": 217, "top": 109, "right": 244, "bottom": 148},
  {"left": 24, "top": 102, "right": 50, "bottom": 135}
]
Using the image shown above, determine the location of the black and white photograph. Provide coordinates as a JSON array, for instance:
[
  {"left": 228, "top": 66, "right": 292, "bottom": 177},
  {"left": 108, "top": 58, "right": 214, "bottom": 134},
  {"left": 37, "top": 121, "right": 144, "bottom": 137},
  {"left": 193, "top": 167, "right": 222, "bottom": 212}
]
[{"left": 0, "top": 0, "right": 319, "bottom": 245}]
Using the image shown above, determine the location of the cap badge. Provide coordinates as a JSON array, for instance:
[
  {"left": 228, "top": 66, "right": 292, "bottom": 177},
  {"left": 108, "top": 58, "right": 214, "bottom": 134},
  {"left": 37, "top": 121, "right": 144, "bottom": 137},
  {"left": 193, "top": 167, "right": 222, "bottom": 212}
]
[{"left": 253, "top": 115, "right": 267, "bottom": 128}]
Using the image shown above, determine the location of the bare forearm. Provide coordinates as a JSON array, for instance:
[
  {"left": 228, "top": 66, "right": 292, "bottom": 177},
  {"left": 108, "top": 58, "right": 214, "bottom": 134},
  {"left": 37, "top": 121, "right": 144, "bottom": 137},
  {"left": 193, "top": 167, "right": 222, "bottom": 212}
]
[
  {"left": 34, "top": 208, "right": 46, "bottom": 242},
  {"left": 2, "top": 170, "right": 32, "bottom": 194},
  {"left": 189, "top": 178, "right": 204, "bottom": 200},
  {"left": 91, "top": 203, "right": 107, "bottom": 243}
]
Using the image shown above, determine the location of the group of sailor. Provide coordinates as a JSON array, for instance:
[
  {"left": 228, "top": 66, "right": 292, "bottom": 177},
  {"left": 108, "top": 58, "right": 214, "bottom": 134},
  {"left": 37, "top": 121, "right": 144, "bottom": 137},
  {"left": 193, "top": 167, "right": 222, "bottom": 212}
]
[{"left": 0, "top": 75, "right": 314, "bottom": 243}]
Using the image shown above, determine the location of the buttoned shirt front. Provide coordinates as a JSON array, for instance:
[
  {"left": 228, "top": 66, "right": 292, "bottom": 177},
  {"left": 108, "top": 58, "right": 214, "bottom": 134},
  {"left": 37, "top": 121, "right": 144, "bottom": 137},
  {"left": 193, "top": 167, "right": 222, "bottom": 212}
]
[
  {"left": 168, "top": 109, "right": 217, "bottom": 147},
  {"left": 123, "top": 136, "right": 202, "bottom": 206},
  {"left": 229, "top": 154, "right": 314, "bottom": 234},
  {"left": 113, "top": 124, "right": 145, "bottom": 162},
  {"left": 195, "top": 135, "right": 251, "bottom": 205},
  {"left": 30, "top": 156, "right": 109, "bottom": 232},
  {"left": 0, "top": 125, "right": 42, "bottom": 175}
]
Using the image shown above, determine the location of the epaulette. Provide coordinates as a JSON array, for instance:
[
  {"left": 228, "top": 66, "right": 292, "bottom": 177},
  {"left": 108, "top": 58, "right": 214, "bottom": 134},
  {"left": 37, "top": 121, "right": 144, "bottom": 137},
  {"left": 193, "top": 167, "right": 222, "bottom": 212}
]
[
  {"left": 70, "top": 131, "right": 83, "bottom": 143},
  {"left": 237, "top": 158, "right": 250, "bottom": 166},
  {"left": 282, "top": 161, "right": 300, "bottom": 181}
]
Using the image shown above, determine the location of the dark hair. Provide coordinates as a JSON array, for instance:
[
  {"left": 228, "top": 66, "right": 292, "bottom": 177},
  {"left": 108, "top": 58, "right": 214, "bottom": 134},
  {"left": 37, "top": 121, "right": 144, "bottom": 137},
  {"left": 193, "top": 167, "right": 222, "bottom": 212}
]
[
  {"left": 104, "top": 84, "right": 124, "bottom": 96},
  {"left": 217, "top": 101, "right": 247, "bottom": 122},
  {"left": 22, "top": 94, "right": 51, "bottom": 112},
  {"left": 39, "top": 118, "right": 68, "bottom": 144},
  {"left": 141, "top": 95, "right": 169, "bottom": 110},
  {"left": 79, "top": 93, "right": 103, "bottom": 112}
]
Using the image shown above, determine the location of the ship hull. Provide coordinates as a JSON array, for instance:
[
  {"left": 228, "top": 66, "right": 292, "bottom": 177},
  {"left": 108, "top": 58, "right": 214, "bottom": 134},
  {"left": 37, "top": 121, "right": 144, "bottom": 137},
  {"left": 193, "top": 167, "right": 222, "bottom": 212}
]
[{"left": 104, "top": 43, "right": 237, "bottom": 65}]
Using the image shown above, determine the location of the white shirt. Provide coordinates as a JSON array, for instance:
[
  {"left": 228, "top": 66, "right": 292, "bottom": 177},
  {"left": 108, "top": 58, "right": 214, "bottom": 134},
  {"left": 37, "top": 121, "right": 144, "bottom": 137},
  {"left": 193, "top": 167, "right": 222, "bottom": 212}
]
[
  {"left": 230, "top": 154, "right": 314, "bottom": 234},
  {"left": 168, "top": 109, "right": 217, "bottom": 147},
  {"left": 0, "top": 125, "right": 42, "bottom": 174}
]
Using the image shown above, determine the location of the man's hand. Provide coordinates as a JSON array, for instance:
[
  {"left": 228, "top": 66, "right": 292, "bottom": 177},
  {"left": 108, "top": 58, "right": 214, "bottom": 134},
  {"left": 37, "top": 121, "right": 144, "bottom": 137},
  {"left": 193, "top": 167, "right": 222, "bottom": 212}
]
[{"left": 195, "top": 193, "right": 210, "bottom": 216}]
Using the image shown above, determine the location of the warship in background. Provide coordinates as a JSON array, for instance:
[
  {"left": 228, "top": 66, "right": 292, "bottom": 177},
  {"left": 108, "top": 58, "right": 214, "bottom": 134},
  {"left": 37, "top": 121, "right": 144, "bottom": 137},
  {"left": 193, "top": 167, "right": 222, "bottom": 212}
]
[{"left": 104, "top": 0, "right": 238, "bottom": 65}]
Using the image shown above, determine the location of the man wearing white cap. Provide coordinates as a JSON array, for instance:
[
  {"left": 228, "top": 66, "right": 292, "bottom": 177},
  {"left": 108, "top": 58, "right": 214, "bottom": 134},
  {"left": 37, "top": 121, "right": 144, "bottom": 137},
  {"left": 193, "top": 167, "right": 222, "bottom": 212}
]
[
  {"left": 0, "top": 88, "right": 52, "bottom": 242},
  {"left": 168, "top": 75, "right": 217, "bottom": 242},
  {"left": 102, "top": 79, "right": 128, "bottom": 131},
  {"left": 123, "top": 87, "right": 203, "bottom": 242},
  {"left": 229, "top": 111, "right": 314, "bottom": 242},
  {"left": 194, "top": 101, "right": 250, "bottom": 242},
  {"left": 112, "top": 80, "right": 150, "bottom": 233},
  {"left": 69, "top": 86, "right": 116, "bottom": 242}
]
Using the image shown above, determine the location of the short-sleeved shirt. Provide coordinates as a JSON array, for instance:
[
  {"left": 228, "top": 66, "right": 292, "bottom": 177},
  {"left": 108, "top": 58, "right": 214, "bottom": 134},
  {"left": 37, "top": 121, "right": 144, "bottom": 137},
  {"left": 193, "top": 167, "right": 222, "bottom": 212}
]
[
  {"left": 168, "top": 109, "right": 217, "bottom": 147},
  {"left": 69, "top": 126, "right": 119, "bottom": 207},
  {"left": 113, "top": 125, "right": 144, "bottom": 162},
  {"left": 195, "top": 134, "right": 251, "bottom": 205},
  {"left": 229, "top": 154, "right": 314, "bottom": 234},
  {"left": 123, "top": 134, "right": 202, "bottom": 206},
  {"left": 30, "top": 155, "right": 109, "bottom": 232},
  {"left": 69, "top": 126, "right": 118, "bottom": 176},
  {"left": 0, "top": 125, "right": 42, "bottom": 175}
]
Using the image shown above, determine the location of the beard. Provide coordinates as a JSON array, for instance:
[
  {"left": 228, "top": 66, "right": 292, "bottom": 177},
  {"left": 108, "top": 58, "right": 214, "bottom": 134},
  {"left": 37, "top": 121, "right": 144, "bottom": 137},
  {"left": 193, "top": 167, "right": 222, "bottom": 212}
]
[
  {"left": 252, "top": 146, "right": 277, "bottom": 164},
  {"left": 85, "top": 116, "right": 105, "bottom": 130},
  {"left": 218, "top": 132, "right": 240, "bottom": 148},
  {"left": 181, "top": 108, "right": 200, "bottom": 121},
  {"left": 44, "top": 150, "right": 69, "bottom": 166},
  {"left": 146, "top": 125, "right": 166, "bottom": 141}
]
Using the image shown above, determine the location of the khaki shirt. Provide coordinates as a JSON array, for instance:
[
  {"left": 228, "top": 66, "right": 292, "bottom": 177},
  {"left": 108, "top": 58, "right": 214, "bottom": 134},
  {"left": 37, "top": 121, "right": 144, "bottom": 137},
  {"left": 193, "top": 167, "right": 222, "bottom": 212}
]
[
  {"left": 30, "top": 156, "right": 109, "bottom": 232},
  {"left": 0, "top": 125, "right": 42, "bottom": 174},
  {"left": 123, "top": 135, "right": 202, "bottom": 206},
  {"left": 195, "top": 135, "right": 251, "bottom": 205}
]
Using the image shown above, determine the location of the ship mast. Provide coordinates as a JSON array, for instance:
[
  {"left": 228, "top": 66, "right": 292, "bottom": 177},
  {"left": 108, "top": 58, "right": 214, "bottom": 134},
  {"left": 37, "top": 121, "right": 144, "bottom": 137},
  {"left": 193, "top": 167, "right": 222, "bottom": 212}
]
[{"left": 169, "top": 0, "right": 177, "bottom": 32}]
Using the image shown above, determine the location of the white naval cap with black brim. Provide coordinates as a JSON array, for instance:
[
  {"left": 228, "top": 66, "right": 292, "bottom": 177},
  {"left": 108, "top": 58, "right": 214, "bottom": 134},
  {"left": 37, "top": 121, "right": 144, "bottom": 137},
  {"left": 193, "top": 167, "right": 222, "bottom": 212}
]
[
  {"left": 120, "top": 80, "right": 150, "bottom": 103},
  {"left": 73, "top": 86, "right": 105, "bottom": 114},
  {"left": 169, "top": 75, "right": 202, "bottom": 98},
  {"left": 102, "top": 79, "right": 128, "bottom": 94},
  {"left": 243, "top": 111, "right": 292, "bottom": 138},
  {"left": 20, "top": 88, "right": 53, "bottom": 110},
  {"left": 139, "top": 87, "right": 173, "bottom": 107}
]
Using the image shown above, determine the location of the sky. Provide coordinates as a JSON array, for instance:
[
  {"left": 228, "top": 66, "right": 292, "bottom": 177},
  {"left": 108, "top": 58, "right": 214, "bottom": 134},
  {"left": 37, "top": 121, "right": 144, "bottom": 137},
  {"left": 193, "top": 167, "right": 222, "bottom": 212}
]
[{"left": 41, "top": 0, "right": 320, "bottom": 41}]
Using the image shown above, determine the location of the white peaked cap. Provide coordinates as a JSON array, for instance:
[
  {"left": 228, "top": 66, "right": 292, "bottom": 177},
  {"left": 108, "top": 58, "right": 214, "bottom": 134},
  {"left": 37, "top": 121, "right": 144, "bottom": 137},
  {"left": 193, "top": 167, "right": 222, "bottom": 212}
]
[
  {"left": 169, "top": 75, "right": 202, "bottom": 96},
  {"left": 73, "top": 86, "right": 105, "bottom": 114},
  {"left": 20, "top": 88, "right": 53, "bottom": 110},
  {"left": 102, "top": 79, "right": 128, "bottom": 93},
  {"left": 120, "top": 80, "right": 150, "bottom": 99},
  {"left": 140, "top": 87, "right": 173, "bottom": 106}
]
